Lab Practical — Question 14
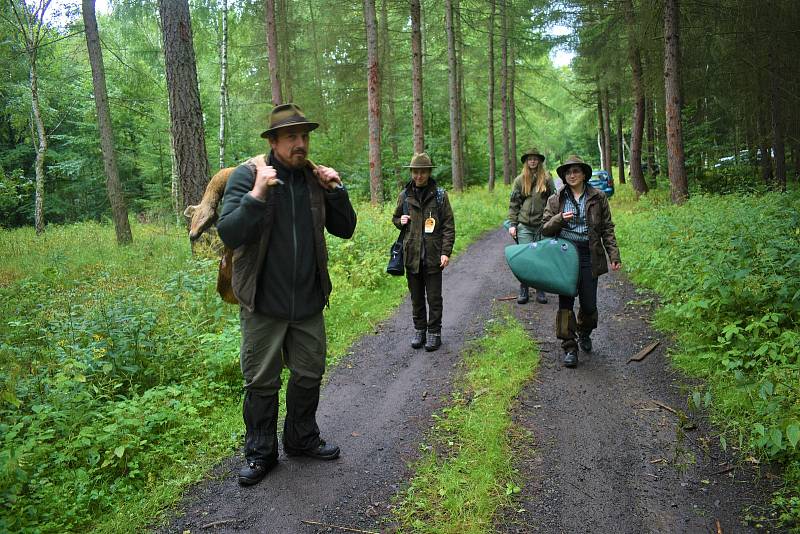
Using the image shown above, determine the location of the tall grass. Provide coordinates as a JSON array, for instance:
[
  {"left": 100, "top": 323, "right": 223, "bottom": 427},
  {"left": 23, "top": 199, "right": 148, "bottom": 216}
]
[{"left": 0, "top": 184, "right": 510, "bottom": 533}]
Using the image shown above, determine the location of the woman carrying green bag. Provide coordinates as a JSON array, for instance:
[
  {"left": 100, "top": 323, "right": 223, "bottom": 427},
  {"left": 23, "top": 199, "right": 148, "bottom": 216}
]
[
  {"left": 507, "top": 148, "right": 556, "bottom": 304},
  {"left": 541, "top": 155, "right": 621, "bottom": 368}
]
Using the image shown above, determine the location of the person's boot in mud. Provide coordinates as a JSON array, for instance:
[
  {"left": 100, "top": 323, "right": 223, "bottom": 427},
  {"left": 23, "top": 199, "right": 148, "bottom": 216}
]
[
  {"left": 411, "top": 329, "right": 426, "bottom": 349},
  {"left": 239, "top": 391, "right": 279, "bottom": 486},
  {"left": 556, "top": 309, "right": 579, "bottom": 368},
  {"left": 535, "top": 288, "right": 548, "bottom": 304},
  {"left": 424, "top": 331, "right": 442, "bottom": 351},
  {"left": 517, "top": 284, "right": 529, "bottom": 304}
]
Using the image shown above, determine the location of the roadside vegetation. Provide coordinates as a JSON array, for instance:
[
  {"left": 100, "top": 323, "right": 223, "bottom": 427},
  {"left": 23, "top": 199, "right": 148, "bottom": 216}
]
[
  {"left": 612, "top": 173, "right": 800, "bottom": 527},
  {"left": 0, "top": 185, "right": 508, "bottom": 533},
  {"left": 392, "top": 311, "right": 539, "bottom": 533}
]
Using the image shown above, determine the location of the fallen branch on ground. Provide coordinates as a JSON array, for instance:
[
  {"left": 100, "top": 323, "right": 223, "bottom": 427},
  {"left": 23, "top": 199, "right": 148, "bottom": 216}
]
[
  {"left": 300, "top": 519, "right": 379, "bottom": 534},
  {"left": 627, "top": 340, "right": 660, "bottom": 364}
]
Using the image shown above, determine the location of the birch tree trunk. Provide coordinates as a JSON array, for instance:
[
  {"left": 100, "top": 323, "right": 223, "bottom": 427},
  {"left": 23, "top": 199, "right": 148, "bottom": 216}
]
[
  {"left": 83, "top": 0, "right": 133, "bottom": 244},
  {"left": 158, "top": 0, "right": 211, "bottom": 210},
  {"left": 663, "top": 0, "right": 688, "bottom": 204},
  {"left": 445, "top": 0, "right": 464, "bottom": 191},
  {"left": 410, "top": 0, "right": 424, "bottom": 153},
  {"left": 364, "top": 0, "right": 383, "bottom": 204},
  {"left": 30, "top": 61, "right": 47, "bottom": 234},
  {"left": 218, "top": 0, "right": 228, "bottom": 168},
  {"left": 265, "top": 0, "right": 282, "bottom": 105},
  {"left": 487, "top": 0, "right": 496, "bottom": 190}
]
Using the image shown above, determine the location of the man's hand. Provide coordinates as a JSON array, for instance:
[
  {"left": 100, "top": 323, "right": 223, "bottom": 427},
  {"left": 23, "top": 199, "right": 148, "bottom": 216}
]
[
  {"left": 400, "top": 215, "right": 410, "bottom": 225},
  {"left": 508, "top": 226, "right": 517, "bottom": 238},
  {"left": 610, "top": 261, "right": 622, "bottom": 271},
  {"left": 440, "top": 255, "right": 450, "bottom": 269},
  {"left": 251, "top": 155, "right": 282, "bottom": 201},
  {"left": 314, "top": 165, "right": 343, "bottom": 190}
]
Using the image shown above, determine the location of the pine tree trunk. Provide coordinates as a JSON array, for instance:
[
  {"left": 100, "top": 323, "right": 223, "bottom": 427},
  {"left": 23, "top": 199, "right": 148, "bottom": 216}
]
[
  {"left": 500, "top": 0, "right": 510, "bottom": 185},
  {"left": 455, "top": 0, "right": 467, "bottom": 179},
  {"left": 158, "top": 0, "right": 211, "bottom": 211},
  {"left": 278, "top": 0, "right": 292, "bottom": 102},
  {"left": 601, "top": 87, "right": 613, "bottom": 179},
  {"left": 510, "top": 49, "right": 518, "bottom": 173},
  {"left": 646, "top": 94, "right": 657, "bottom": 185},
  {"left": 445, "top": 0, "right": 464, "bottom": 191},
  {"left": 265, "top": 0, "right": 282, "bottom": 105},
  {"left": 83, "top": 0, "right": 133, "bottom": 244},
  {"left": 663, "top": 0, "right": 688, "bottom": 204},
  {"left": 410, "top": 0, "right": 424, "bottom": 154},
  {"left": 364, "top": 0, "right": 382, "bottom": 205},
  {"left": 308, "top": 2, "right": 326, "bottom": 115},
  {"left": 219, "top": 0, "right": 228, "bottom": 169},
  {"left": 487, "top": 0, "right": 496, "bottom": 190},
  {"left": 769, "top": 46, "right": 786, "bottom": 192},
  {"left": 379, "top": 0, "right": 399, "bottom": 187},
  {"left": 596, "top": 90, "right": 606, "bottom": 170},
  {"left": 616, "top": 87, "right": 626, "bottom": 185}
]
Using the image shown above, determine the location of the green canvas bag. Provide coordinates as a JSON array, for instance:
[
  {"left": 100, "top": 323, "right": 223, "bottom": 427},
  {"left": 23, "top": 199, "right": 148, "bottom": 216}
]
[{"left": 505, "top": 238, "right": 579, "bottom": 296}]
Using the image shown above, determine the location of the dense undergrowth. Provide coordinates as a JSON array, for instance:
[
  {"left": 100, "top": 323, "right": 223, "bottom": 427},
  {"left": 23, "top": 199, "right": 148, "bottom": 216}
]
[
  {"left": 612, "top": 178, "right": 800, "bottom": 527},
  {"left": 392, "top": 311, "right": 539, "bottom": 533},
  {"left": 0, "top": 185, "right": 509, "bottom": 533}
]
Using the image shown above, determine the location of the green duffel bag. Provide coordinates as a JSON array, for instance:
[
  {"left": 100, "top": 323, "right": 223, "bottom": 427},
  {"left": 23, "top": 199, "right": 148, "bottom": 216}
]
[{"left": 504, "top": 238, "right": 579, "bottom": 296}]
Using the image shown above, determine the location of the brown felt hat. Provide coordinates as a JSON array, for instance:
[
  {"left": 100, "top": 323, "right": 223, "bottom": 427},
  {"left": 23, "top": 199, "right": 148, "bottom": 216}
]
[
  {"left": 260, "top": 103, "right": 319, "bottom": 138},
  {"left": 556, "top": 155, "right": 593, "bottom": 181},
  {"left": 403, "top": 152, "right": 435, "bottom": 169},
  {"left": 521, "top": 147, "right": 546, "bottom": 163}
]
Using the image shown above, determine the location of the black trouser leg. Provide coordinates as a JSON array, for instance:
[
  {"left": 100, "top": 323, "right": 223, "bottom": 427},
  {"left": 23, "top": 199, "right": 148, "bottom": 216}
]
[
  {"left": 283, "top": 378, "right": 321, "bottom": 451},
  {"left": 407, "top": 270, "right": 428, "bottom": 332},
  {"left": 243, "top": 391, "right": 279, "bottom": 465},
  {"left": 407, "top": 268, "right": 443, "bottom": 333},
  {"left": 557, "top": 243, "right": 597, "bottom": 351}
]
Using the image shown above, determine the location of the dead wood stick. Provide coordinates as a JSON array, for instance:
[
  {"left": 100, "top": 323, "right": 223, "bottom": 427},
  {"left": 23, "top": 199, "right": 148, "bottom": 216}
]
[
  {"left": 716, "top": 518, "right": 723, "bottom": 534},
  {"left": 653, "top": 400, "right": 679, "bottom": 416},
  {"left": 201, "top": 518, "right": 241, "bottom": 529},
  {"left": 300, "top": 520, "right": 379, "bottom": 534},
  {"left": 713, "top": 465, "right": 735, "bottom": 476},
  {"left": 496, "top": 295, "right": 517, "bottom": 301},
  {"left": 627, "top": 340, "right": 660, "bottom": 364}
]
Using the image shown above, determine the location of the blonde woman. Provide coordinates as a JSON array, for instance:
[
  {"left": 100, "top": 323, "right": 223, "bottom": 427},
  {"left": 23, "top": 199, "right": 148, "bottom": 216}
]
[{"left": 507, "top": 148, "right": 556, "bottom": 304}]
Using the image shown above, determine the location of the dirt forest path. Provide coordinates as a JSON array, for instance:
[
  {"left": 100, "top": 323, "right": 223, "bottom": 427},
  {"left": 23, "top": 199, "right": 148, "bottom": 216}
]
[{"left": 161, "top": 228, "right": 775, "bottom": 534}]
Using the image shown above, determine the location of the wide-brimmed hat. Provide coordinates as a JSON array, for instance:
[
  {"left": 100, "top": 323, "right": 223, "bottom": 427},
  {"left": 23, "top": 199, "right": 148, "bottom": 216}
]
[
  {"left": 260, "top": 103, "right": 320, "bottom": 138},
  {"left": 521, "top": 148, "right": 546, "bottom": 163},
  {"left": 556, "top": 155, "right": 592, "bottom": 181},
  {"left": 404, "top": 152, "right": 435, "bottom": 169}
]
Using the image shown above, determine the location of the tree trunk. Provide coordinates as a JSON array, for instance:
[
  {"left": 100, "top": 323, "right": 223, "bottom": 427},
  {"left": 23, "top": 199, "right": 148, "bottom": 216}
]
[
  {"left": 487, "top": 0, "right": 496, "bottom": 190},
  {"left": 83, "top": 0, "right": 133, "bottom": 244},
  {"left": 219, "top": 0, "right": 228, "bottom": 169},
  {"left": 601, "top": 87, "right": 613, "bottom": 179},
  {"left": 445, "top": 0, "right": 464, "bottom": 191},
  {"left": 158, "top": 0, "right": 211, "bottom": 211},
  {"left": 278, "top": 0, "right": 292, "bottom": 102},
  {"left": 364, "top": 0, "right": 382, "bottom": 205},
  {"left": 646, "top": 94, "right": 657, "bottom": 185},
  {"left": 596, "top": 90, "right": 606, "bottom": 170},
  {"left": 616, "top": 87, "right": 626, "bottom": 185},
  {"left": 265, "top": 0, "right": 282, "bottom": 105},
  {"left": 410, "top": 0, "right": 424, "bottom": 153},
  {"left": 510, "top": 48, "right": 518, "bottom": 174},
  {"left": 663, "top": 0, "right": 688, "bottom": 204},
  {"left": 379, "top": 0, "right": 399, "bottom": 188},
  {"left": 769, "top": 46, "right": 786, "bottom": 192},
  {"left": 456, "top": 0, "right": 467, "bottom": 179},
  {"left": 623, "top": 0, "right": 647, "bottom": 195},
  {"left": 308, "top": 2, "right": 326, "bottom": 116},
  {"left": 500, "top": 0, "right": 510, "bottom": 185},
  {"left": 30, "top": 59, "right": 47, "bottom": 235}
]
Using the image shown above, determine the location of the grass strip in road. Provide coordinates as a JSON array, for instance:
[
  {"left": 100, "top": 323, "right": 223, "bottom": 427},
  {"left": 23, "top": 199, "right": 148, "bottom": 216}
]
[{"left": 392, "top": 311, "right": 540, "bottom": 533}]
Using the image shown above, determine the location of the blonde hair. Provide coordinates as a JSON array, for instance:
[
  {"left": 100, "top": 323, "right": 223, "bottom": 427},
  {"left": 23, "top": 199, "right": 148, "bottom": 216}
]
[{"left": 520, "top": 158, "right": 549, "bottom": 196}]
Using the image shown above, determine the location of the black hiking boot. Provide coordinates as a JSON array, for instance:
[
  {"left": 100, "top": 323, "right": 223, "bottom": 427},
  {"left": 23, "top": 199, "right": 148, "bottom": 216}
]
[
  {"left": 238, "top": 459, "right": 277, "bottom": 486},
  {"left": 411, "top": 329, "right": 426, "bottom": 349},
  {"left": 284, "top": 439, "right": 341, "bottom": 460},
  {"left": 517, "top": 284, "right": 529, "bottom": 305},
  {"left": 563, "top": 350, "right": 578, "bottom": 368},
  {"left": 424, "top": 333, "right": 442, "bottom": 352},
  {"left": 578, "top": 333, "right": 592, "bottom": 352},
  {"left": 535, "top": 289, "right": 548, "bottom": 304}
]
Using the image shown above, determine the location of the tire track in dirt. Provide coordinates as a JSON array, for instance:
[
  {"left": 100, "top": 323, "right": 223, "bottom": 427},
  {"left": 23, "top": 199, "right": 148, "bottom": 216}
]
[
  {"left": 158, "top": 228, "right": 512, "bottom": 533},
  {"left": 496, "top": 271, "right": 780, "bottom": 533}
]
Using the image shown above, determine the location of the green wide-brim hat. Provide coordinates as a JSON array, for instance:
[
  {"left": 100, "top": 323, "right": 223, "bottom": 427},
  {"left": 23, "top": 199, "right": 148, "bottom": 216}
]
[
  {"left": 521, "top": 148, "right": 546, "bottom": 163},
  {"left": 260, "top": 103, "right": 320, "bottom": 138},
  {"left": 556, "top": 155, "right": 592, "bottom": 181},
  {"left": 403, "top": 152, "right": 435, "bottom": 168}
]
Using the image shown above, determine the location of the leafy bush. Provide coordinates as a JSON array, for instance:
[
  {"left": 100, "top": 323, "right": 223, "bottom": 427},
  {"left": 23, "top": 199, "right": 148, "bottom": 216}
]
[{"left": 614, "top": 187, "right": 800, "bottom": 525}]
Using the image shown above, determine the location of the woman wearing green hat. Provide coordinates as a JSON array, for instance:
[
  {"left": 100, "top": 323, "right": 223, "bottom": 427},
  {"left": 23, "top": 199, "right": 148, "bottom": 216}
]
[
  {"left": 541, "top": 155, "right": 621, "bottom": 368},
  {"left": 391, "top": 153, "right": 456, "bottom": 352},
  {"left": 507, "top": 148, "right": 556, "bottom": 304}
]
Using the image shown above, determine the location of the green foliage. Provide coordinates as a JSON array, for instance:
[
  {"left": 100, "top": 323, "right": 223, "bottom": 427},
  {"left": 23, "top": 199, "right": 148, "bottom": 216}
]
[
  {"left": 614, "top": 184, "right": 800, "bottom": 526},
  {"left": 0, "top": 185, "right": 507, "bottom": 532},
  {"left": 393, "top": 311, "right": 540, "bottom": 533}
]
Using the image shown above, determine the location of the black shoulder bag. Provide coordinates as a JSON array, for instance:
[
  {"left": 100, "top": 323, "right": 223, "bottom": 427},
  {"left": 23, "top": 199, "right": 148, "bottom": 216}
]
[{"left": 386, "top": 194, "right": 408, "bottom": 276}]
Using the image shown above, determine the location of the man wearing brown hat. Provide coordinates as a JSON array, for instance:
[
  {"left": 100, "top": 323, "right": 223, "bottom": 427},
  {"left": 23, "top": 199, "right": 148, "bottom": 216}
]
[
  {"left": 217, "top": 103, "right": 357, "bottom": 485},
  {"left": 392, "top": 153, "right": 456, "bottom": 352}
]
